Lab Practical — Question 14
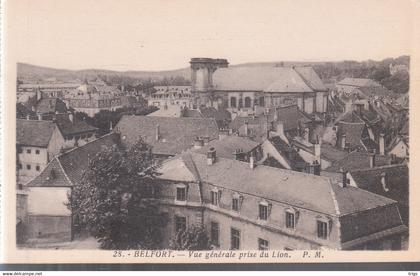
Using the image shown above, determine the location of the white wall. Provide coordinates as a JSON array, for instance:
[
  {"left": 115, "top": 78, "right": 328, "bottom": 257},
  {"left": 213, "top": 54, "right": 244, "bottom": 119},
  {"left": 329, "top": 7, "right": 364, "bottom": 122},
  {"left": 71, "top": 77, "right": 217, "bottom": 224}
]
[{"left": 28, "top": 187, "right": 71, "bottom": 216}]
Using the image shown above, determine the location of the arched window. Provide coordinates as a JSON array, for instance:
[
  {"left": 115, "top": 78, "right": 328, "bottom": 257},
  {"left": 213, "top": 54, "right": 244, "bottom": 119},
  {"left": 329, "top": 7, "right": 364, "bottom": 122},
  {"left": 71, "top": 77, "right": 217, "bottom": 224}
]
[
  {"left": 259, "top": 97, "right": 265, "bottom": 107},
  {"left": 230, "top": 97, "right": 237, "bottom": 108},
  {"left": 244, "top": 97, "right": 251, "bottom": 108}
]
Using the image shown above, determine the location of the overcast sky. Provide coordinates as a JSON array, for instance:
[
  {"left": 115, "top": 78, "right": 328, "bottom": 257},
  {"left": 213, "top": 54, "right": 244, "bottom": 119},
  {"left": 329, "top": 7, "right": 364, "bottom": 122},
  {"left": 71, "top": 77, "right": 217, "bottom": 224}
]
[{"left": 9, "top": 0, "right": 413, "bottom": 71}]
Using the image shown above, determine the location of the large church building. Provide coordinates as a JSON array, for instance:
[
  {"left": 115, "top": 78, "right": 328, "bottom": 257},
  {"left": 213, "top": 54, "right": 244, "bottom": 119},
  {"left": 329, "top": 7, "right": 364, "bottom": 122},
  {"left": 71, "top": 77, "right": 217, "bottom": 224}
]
[{"left": 190, "top": 58, "right": 328, "bottom": 114}]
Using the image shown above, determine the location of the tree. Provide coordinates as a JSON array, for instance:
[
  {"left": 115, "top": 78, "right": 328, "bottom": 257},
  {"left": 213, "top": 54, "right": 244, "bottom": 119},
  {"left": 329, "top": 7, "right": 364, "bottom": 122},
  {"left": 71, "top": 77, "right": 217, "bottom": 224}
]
[
  {"left": 169, "top": 225, "right": 211, "bottom": 250},
  {"left": 68, "top": 139, "right": 166, "bottom": 249}
]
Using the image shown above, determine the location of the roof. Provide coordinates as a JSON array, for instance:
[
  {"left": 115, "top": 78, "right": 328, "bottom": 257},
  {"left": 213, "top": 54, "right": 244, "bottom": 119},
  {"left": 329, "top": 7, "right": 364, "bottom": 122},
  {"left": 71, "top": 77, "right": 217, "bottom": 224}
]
[
  {"left": 194, "top": 136, "right": 260, "bottom": 160},
  {"left": 30, "top": 98, "right": 68, "bottom": 114},
  {"left": 159, "top": 152, "right": 396, "bottom": 216},
  {"left": 336, "top": 113, "right": 366, "bottom": 148},
  {"left": 269, "top": 136, "right": 306, "bottom": 169},
  {"left": 337, "top": 78, "right": 381, "bottom": 88},
  {"left": 358, "top": 86, "right": 396, "bottom": 99},
  {"left": 325, "top": 151, "right": 391, "bottom": 172},
  {"left": 268, "top": 105, "right": 311, "bottom": 131},
  {"left": 54, "top": 114, "right": 98, "bottom": 136},
  {"left": 16, "top": 119, "right": 57, "bottom": 147},
  {"left": 115, "top": 116, "right": 219, "bottom": 156},
  {"left": 147, "top": 105, "right": 182, "bottom": 117},
  {"left": 294, "top": 67, "right": 328, "bottom": 91},
  {"left": 212, "top": 66, "right": 326, "bottom": 92},
  {"left": 16, "top": 103, "right": 36, "bottom": 119},
  {"left": 320, "top": 143, "right": 348, "bottom": 162},
  {"left": 27, "top": 133, "right": 121, "bottom": 187},
  {"left": 198, "top": 107, "right": 232, "bottom": 122}
]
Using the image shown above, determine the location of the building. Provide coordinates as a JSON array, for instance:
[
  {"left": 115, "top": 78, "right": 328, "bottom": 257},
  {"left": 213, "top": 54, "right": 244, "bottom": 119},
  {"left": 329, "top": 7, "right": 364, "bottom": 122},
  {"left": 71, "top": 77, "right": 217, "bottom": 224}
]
[
  {"left": 23, "top": 133, "right": 120, "bottom": 242},
  {"left": 348, "top": 164, "right": 408, "bottom": 228},
  {"left": 336, "top": 78, "right": 381, "bottom": 94},
  {"left": 16, "top": 119, "right": 65, "bottom": 185},
  {"left": 324, "top": 151, "right": 392, "bottom": 173},
  {"left": 148, "top": 86, "right": 193, "bottom": 109},
  {"left": 389, "top": 63, "right": 409, "bottom": 76},
  {"left": 156, "top": 151, "right": 407, "bottom": 250},
  {"left": 190, "top": 58, "right": 328, "bottom": 115},
  {"left": 16, "top": 115, "right": 98, "bottom": 185},
  {"left": 64, "top": 81, "right": 124, "bottom": 116},
  {"left": 114, "top": 115, "right": 219, "bottom": 161}
]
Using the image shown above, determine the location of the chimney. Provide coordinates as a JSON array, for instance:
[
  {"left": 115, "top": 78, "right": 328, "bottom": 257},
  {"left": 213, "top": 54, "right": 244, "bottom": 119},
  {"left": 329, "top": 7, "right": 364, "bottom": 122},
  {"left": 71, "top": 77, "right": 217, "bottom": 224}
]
[
  {"left": 273, "top": 109, "right": 278, "bottom": 122},
  {"left": 109, "top": 121, "right": 113, "bottom": 131},
  {"left": 37, "top": 113, "right": 42, "bottom": 121},
  {"left": 68, "top": 112, "right": 74, "bottom": 123},
  {"left": 244, "top": 121, "right": 249, "bottom": 136},
  {"left": 339, "top": 168, "right": 349, "bottom": 188},
  {"left": 36, "top": 88, "right": 42, "bottom": 101},
  {"left": 155, "top": 124, "right": 160, "bottom": 141},
  {"left": 249, "top": 152, "right": 256, "bottom": 169},
  {"left": 381, "top": 172, "right": 389, "bottom": 192},
  {"left": 312, "top": 160, "right": 321, "bottom": 176},
  {"left": 26, "top": 115, "right": 30, "bottom": 120},
  {"left": 314, "top": 136, "right": 321, "bottom": 163},
  {"left": 379, "top": 133, "right": 385, "bottom": 155},
  {"left": 345, "top": 102, "right": 352, "bottom": 113},
  {"left": 340, "top": 134, "right": 346, "bottom": 150},
  {"left": 369, "top": 152, "right": 376, "bottom": 168},
  {"left": 207, "top": 147, "right": 216, "bottom": 165},
  {"left": 193, "top": 137, "right": 204, "bottom": 149},
  {"left": 303, "top": 127, "right": 309, "bottom": 143},
  {"left": 375, "top": 100, "right": 380, "bottom": 108}
]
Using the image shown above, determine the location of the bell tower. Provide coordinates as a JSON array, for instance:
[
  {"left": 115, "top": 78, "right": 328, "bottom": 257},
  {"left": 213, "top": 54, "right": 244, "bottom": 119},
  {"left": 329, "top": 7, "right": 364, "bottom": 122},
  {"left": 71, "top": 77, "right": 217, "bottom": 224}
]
[{"left": 190, "top": 58, "right": 228, "bottom": 107}]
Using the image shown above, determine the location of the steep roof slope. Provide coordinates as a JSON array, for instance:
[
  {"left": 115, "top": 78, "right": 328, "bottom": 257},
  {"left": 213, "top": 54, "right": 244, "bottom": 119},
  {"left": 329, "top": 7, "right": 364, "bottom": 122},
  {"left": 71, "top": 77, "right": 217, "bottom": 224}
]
[{"left": 17, "top": 119, "right": 57, "bottom": 147}]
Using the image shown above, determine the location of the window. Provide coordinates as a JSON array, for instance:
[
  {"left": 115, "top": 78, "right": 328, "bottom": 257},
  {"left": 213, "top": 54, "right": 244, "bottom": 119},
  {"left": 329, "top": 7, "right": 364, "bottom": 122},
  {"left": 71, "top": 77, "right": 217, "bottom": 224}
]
[
  {"left": 244, "top": 97, "right": 252, "bottom": 108},
  {"left": 26, "top": 149, "right": 31, "bottom": 154},
  {"left": 286, "top": 211, "right": 295, "bottom": 229},
  {"left": 317, "top": 220, "right": 328, "bottom": 239},
  {"left": 259, "top": 203, "right": 268, "bottom": 220},
  {"left": 230, "top": 97, "right": 237, "bottom": 108},
  {"left": 176, "top": 186, "right": 186, "bottom": 201},
  {"left": 258, "top": 238, "right": 269, "bottom": 250},
  {"left": 35, "top": 149, "right": 40, "bottom": 155},
  {"left": 232, "top": 198, "right": 239, "bottom": 212},
  {"left": 211, "top": 190, "right": 219, "bottom": 206},
  {"left": 18, "top": 163, "right": 23, "bottom": 170},
  {"left": 26, "top": 164, "right": 31, "bottom": 170},
  {"left": 17, "top": 147, "right": 23, "bottom": 154},
  {"left": 36, "top": 165, "right": 40, "bottom": 171},
  {"left": 210, "top": 222, "right": 220, "bottom": 246},
  {"left": 230, "top": 228, "right": 240, "bottom": 250},
  {"left": 174, "top": 216, "right": 186, "bottom": 233}
]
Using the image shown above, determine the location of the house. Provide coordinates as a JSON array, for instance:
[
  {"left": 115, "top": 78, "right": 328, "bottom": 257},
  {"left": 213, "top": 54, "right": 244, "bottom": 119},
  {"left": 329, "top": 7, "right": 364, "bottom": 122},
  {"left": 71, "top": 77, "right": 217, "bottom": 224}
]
[
  {"left": 336, "top": 78, "right": 381, "bottom": 94},
  {"left": 190, "top": 58, "right": 328, "bottom": 115},
  {"left": 114, "top": 116, "right": 219, "bottom": 161},
  {"left": 348, "top": 164, "right": 409, "bottom": 227},
  {"left": 156, "top": 151, "right": 407, "bottom": 250},
  {"left": 386, "top": 136, "right": 409, "bottom": 159},
  {"left": 23, "top": 133, "right": 120, "bottom": 242},
  {"left": 193, "top": 135, "right": 262, "bottom": 162},
  {"left": 16, "top": 119, "right": 65, "bottom": 185},
  {"left": 324, "top": 151, "right": 391, "bottom": 173},
  {"left": 147, "top": 86, "right": 193, "bottom": 109}
]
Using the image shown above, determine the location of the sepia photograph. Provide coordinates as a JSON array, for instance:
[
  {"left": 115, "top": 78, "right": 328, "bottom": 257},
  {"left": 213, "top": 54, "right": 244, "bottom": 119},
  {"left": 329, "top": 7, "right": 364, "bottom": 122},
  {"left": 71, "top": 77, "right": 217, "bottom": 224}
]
[{"left": 2, "top": 0, "right": 419, "bottom": 265}]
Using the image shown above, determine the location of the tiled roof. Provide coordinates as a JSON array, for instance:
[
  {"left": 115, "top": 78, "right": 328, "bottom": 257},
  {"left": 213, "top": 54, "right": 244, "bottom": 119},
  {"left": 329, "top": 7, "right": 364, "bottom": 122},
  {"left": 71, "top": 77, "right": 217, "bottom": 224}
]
[
  {"left": 162, "top": 152, "right": 396, "bottom": 216},
  {"left": 198, "top": 107, "right": 232, "bottom": 122},
  {"left": 358, "top": 86, "right": 396, "bottom": 99},
  {"left": 349, "top": 164, "right": 409, "bottom": 225},
  {"left": 262, "top": 156, "right": 287, "bottom": 169},
  {"left": 115, "top": 116, "right": 219, "bottom": 156},
  {"left": 54, "top": 114, "right": 98, "bottom": 136},
  {"left": 33, "top": 98, "right": 68, "bottom": 114},
  {"left": 16, "top": 119, "right": 57, "bottom": 147},
  {"left": 320, "top": 143, "right": 348, "bottom": 162},
  {"left": 268, "top": 105, "right": 311, "bottom": 131},
  {"left": 336, "top": 114, "right": 366, "bottom": 148},
  {"left": 16, "top": 103, "right": 36, "bottom": 119},
  {"left": 269, "top": 136, "right": 306, "bottom": 169},
  {"left": 27, "top": 133, "right": 121, "bottom": 187},
  {"left": 337, "top": 78, "right": 381, "bottom": 87},
  {"left": 212, "top": 66, "right": 326, "bottom": 92},
  {"left": 325, "top": 151, "right": 391, "bottom": 172},
  {"left": 194, "top": 136, "right": 260, "bottom": 160},
  {"left": 294, "top": 67, "right": 327, "bottom": 91}
]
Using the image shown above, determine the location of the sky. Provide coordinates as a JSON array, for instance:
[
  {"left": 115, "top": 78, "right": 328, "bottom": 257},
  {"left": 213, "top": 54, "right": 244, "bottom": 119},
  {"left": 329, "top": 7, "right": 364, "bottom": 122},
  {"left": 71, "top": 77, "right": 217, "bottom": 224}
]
[{"left": 8, "top": 0, "right": 414, "bottom": 71}]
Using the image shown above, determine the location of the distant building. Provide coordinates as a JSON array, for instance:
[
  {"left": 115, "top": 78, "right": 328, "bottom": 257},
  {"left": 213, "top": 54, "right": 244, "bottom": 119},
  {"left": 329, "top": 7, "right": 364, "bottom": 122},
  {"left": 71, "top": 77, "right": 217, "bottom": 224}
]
[
  {"left": 114, "top": 115, "right": 219, "bottom": 161},
  {"left": 190, "top": 58, "right": 328, "bottom": 115},
  {"left": 148, "top": 86, "right": 193, "bottom": 109},
  {"left": 336, "top": 78, "right": 381, "bottom": 93},
  {"left": 389, "top": 63, "right": 409, "bottom": 76},
  {"left": 156, "top": 151, "right": 407, "bottom": 250}
]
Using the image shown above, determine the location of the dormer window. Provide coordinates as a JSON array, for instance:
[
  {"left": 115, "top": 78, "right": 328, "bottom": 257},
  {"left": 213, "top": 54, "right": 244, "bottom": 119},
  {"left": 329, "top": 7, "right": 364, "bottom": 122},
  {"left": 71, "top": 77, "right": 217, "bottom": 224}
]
[
  {"left": 176, "top": 184, "right": 187, "bottom": 202},
  {"left": 211, "top": 188, "right": 221, "bottom": 206},
  {"left": 285, "top": 208, "right": 299, "bottom": 229},
  {"left": 258, "top": 200, "right": 271, "bottom": 221},
  {"left": 232, "top": 193, "right": 243, "bottom": 212},
  {"left": 316, "top": 217, "right": 332, "bottom": 239}
]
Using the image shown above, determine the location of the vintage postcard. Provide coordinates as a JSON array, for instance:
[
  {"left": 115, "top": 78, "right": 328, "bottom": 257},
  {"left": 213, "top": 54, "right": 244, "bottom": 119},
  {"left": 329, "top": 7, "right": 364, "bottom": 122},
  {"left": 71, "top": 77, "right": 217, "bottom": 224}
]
[{"left": 1, "top": 0, "right": 420, "bottom": 265}]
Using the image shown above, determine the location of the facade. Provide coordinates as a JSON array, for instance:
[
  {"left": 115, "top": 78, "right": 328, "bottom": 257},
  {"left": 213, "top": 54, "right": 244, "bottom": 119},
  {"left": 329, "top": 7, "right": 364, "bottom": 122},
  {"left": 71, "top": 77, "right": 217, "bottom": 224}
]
[
  {"left": 148, "top": 86, "right": 193, "bottom": 109},
  {"left": 156, "top": 151, "right": 407, "bottom": 250},
  {"left": 190, "top": 58, "right": 328, "bottom": 115}
]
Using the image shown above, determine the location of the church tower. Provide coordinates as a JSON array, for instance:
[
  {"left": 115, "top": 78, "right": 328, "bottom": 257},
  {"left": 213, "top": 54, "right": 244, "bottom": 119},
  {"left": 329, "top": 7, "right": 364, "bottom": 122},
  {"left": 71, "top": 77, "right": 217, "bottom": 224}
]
[{"left": 190, "top": 58, "right": 228, "bottom": 107}]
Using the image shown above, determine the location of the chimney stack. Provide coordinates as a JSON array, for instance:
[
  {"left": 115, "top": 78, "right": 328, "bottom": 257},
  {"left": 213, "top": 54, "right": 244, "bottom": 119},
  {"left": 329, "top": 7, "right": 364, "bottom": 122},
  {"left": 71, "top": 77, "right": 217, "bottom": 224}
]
[
  {"left": 249, "top": 152, "right": 256, "bottom": 169},
  {"left": 369, "top": 151, "right": 376, "bottom": 168},
  {"left": 312, "top": 160, "right": 321, "bottom": 176},
  {"left": 339, "top": 168, "right": 349, "bottom": 188},
  {"left": 36, "top": 88, "right": 42, "bottom": 101},
  {"left": 207, "top": 147, "right": 216, "bottom": 165},
  {"left": 381, "top": 172, "right": 389, "bottom": 192},
  {"left": 340, "top": 134, "right": 346, "bottom": 150},
  {"left": 37, "top": 113, "right": 42, "bottom": 121},
  {"left": 68, "top": 112, "right": 74, "bottom": 123},
  {"left": 303, "top": 128, "right": 309, "bottom": 143},
  {"left": 233, "top": 149, "right": 242, "bottom": 161},
  {"left": 109, "top": 121, "right": 113, "bottom": 131},
  {"left": 193, "top": 137, "right": 204, "bottom": 149},
  {"left": 155, "top": 124, "right": 160, "bottom": 141},
  {"left": 314, "top": 136, "right": 321, "bottom": 163},
  {"left": 244, "top": 121, "right": 249, "bottom": 136},
  {"left": 379, "top": 133, "right": 385, "bottom": 155},
  {"left": 26, "top": 115, "right": 30, "bottom": 120}
]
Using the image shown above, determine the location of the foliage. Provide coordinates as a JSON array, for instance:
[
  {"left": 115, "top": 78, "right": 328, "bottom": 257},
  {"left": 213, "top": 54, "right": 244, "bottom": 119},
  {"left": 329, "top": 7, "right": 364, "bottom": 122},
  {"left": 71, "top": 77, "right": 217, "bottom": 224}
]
[
  {"left": 68, "top": 139, "right": 166, "bottom": 250},
  {"left": 74, "top": 105, "right": 158, "bottom": 136},
  {"left": 169, "top": 225, "right": 211, "bottom": 250}
]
